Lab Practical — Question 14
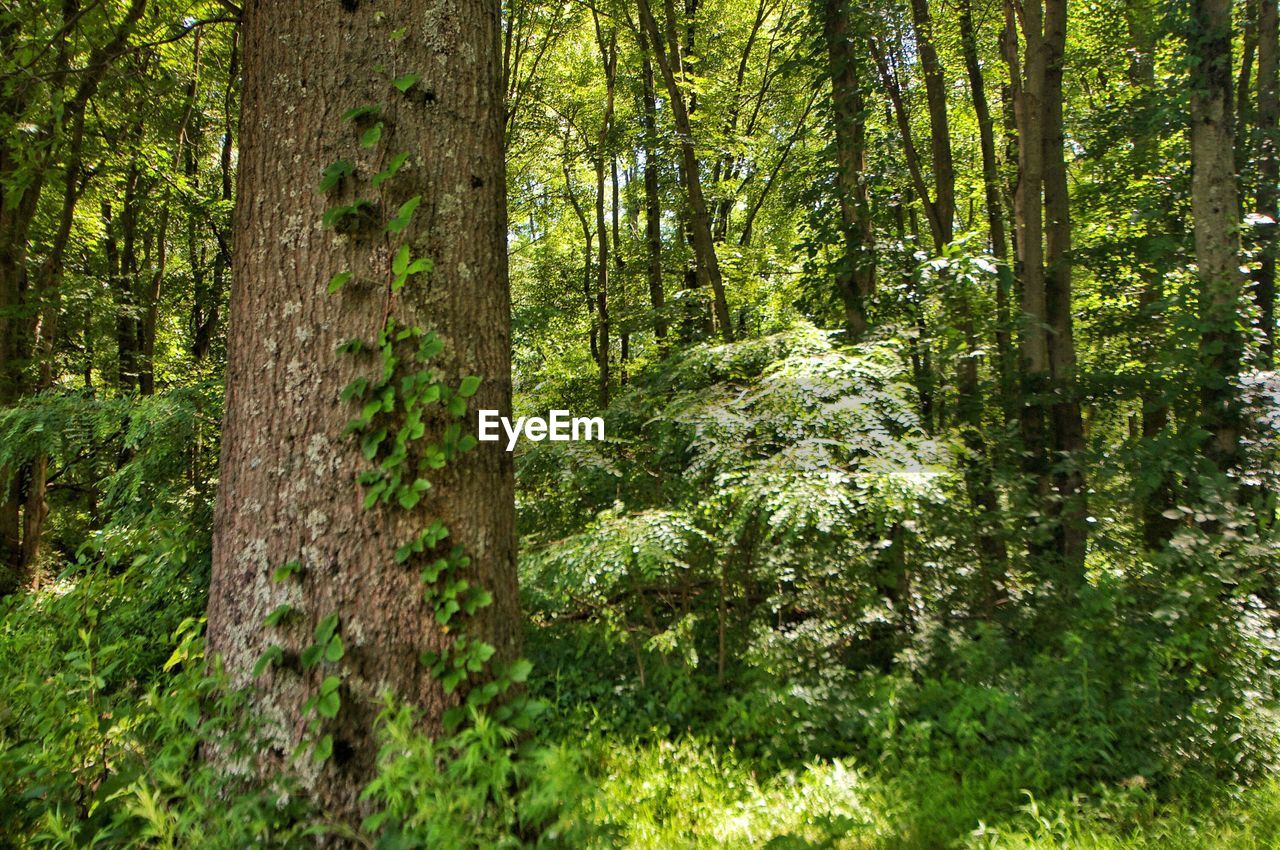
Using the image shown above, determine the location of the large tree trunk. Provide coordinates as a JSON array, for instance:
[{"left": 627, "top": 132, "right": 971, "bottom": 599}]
[
  {"left": 1189, "top": 0, "right": 1246, "bottom": 475},
  {"left": 205, "top": 0, "right": 519, "bottom": 826}
]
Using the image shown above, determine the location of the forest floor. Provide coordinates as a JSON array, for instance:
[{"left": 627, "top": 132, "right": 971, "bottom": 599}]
[{"left": 570, "top": 737, "right": 1280, "bottom": 848}]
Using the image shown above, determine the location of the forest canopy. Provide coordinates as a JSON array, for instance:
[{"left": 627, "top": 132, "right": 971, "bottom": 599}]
[{"left": 1, "top": 0, "right": 1280, "bottom": 847}]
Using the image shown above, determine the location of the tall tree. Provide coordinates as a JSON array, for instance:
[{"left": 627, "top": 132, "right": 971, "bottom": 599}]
[
  {"left": 636, "top": 0, "right": 734, "bottom": 340},
  {"left": 1189, "top": 0, "right": 1246, "bottom": 475},
  {"left": 204, "top": 0, "right": 519, "bottom": 823},
  {"left": 820, "top": 0, "right": 874, "bottom": 338}
]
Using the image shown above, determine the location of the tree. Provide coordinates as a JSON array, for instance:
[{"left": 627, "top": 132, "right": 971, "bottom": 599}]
[
  {"left": 204, "top": 0, "right": 520, "bottom": 825},
  {"left": 1189, "top": 0, "right": 1245, "bottom": 475}
]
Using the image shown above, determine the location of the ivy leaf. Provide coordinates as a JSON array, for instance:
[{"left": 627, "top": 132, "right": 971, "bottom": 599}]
[
  {"left": 391, "top": 73, "right": 420, "bottom": 93},
  {"left": 264, "top": 604, "right": 294, "bottom": 628},
  {"left": 315, "top": 613, "right": 339, "bottom": 645},
  {"left": 273, "top": 560, "right": 302, "bottom": 583},
  {"left": 361, "top": 122, "right": 383, "bottom": 148},
  {"left": 325, "top": 634, "right": 344, "bottom": 663},
  {"left": 372, "top": 151, "right": 410, "bottom": 189},
  {"left": 342, "top": 105, "right": 380, "bottom": 123},
  {"left": 386, "top": 195, "right": 422, "bottom": 234},
  {"left": 301, "top": 644, "right": 323, "bottom": 670},
  {"left": 316, "top": 677, "right": 342, "bottom": 718},
  {"left": 327, "top": 271, "right": 352, "bottom": 294},
  {"left": 392, "top": 244, "right": 410, "bottom": 276},
  {"left": 314, "top": 734, "right": 334, "bottom": 763},
  {"left": 252, "top": 645, "right": 284, "bottom": 678},
  {"left": 319, "top": 159, "right": 354, "bottom": 192},
  {"left": 458, "top": 376, "right": 481, "bottom": 398},
  {"left": 421, "top": 558, "right": 449, "bottom": 584}
]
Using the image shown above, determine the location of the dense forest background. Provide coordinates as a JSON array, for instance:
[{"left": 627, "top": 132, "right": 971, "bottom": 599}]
[{"left": 2, "top": 0, "right": 1280, "bottom": 846}]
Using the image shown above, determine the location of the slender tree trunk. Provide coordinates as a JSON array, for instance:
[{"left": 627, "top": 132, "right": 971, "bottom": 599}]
[
  {"left": 1189, "top": 0, "right": 1246, "bottom": 475},
  {"left": 638, "top": 30, "right": 668, "bottom": 347},
  {"left": 959, "top": 0, "right": 1016, "bottom": 420},
  {"left": 205, "top": 0, "right": 519, "bottom": 825},
  {"left": 1042, "top": 0, "right": 1087, "bottom": 586},
  {"left": 820, "top": 0, "right": 873, "bottom": 338},
  {"left": 636, "top": 0, "right": 733, "bottom": 341},
  {"left": 1256, "top": 0, "right": 1278, "bottom": 365},
  {"left": 1006, "top": 0, "right": 1057, "bottom": 569},
  {"left": 593, "top": 19, "right": 617, "bottom": 407}
]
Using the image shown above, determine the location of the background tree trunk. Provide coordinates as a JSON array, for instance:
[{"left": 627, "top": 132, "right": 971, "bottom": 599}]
[{"left": 1190, "top": 0, "right": 1246, "bottom": 475}]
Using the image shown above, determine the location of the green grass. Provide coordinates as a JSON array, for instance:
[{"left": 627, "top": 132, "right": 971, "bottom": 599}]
[{"left": 569, "top": 737, "right": 1280, "bottom": 850}]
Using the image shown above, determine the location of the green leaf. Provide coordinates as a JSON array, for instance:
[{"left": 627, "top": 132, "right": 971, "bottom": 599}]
[
  {"left": 252, "top": 645, "right": 284, "bottom": 678},
  {"left": 315, "top": 613, "right": 339, "bottom": 645},
  {"left": 398, "top": 486, "right": 422, "bottom": 510},
  {"left": 316, "top": 677, "right": 341, "bottom": 718},
  {"left": 327, "top": 271, "right": 352, "bottom": 294},
  {"left": 372, "top": 151, "right": 411, "bottom": 189},
  {"left": 301, "top": 644, "right": 323, "bottom": 670},
  {"left": 343, "top": 105, "right": 380, "bottom": 123},
  {"left": 361, "top": 123, "right": 383, "bottom": 148},
  {"left": 386, "top": 195, "right": 422, "bottom": 234},
  {"left": 325, "top": 634, "right": 344, "bottom": 663},
  {"left": 264, "top": 604, "right": 294, "bottom": 628},
  {"left": 508, "top": 658, "right": 533, "bottom": 683},
  {"left": 314, "top": 734, "right": 334, "bottom": 763},
  {"left": 319, "top": 159, "right": 354, "bottom": 192},
  {"left": 458, "top": 376, "right": 481, "bottom": 398},
  {"left": 392, "top": 244, "right": 410, "bottom": 276},
  {"left": 273, "top": 560, "right": 302, "bottom": 583},
  {"left": 391, "top": 73, "right": 420, "bottom": 93}
]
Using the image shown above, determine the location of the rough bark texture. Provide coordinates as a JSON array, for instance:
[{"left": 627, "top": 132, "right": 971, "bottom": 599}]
[
  {"left": 205, "top": 0, "right": 519, "bottom": 826},
  {"left": 1189, "top": 0, "right": 1245, "bottom": 474}
]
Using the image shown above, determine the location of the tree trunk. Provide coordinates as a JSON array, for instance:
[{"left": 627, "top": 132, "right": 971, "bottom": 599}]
[
  {"left": 1042, "top": 0, "right": 1087, "bottom": 587},
  {"left": 593, "top": 19, "right": 617, "bottom": 407},
  {"left": 1189, "top": 0, "right": 1246, "bottom": 475},
  {"left": 638, "top": 29, "right": 668, "bottom": 347},
  {"left": 636, "top": 0, "right": 733, "bottom": 341},
  {"left": 820, "top": 0, "right": 874, "bottom": 338},
  {"left": 205, "top": 0, "right": 519, "bottom": 827},
  {"left": 959, "top": 0, "right": 1016, "bottom": 421},
  {"left": 1256, "top": 0, "right": 1278, "bottom": 365}
]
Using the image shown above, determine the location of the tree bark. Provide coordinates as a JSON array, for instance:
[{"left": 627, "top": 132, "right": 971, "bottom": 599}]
[
  {"left": 205, "top": 0, "right": 519, "bottom": 826},
  {"left": 1189, "top": 0, "right": 1246, "bottom": 475}
]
